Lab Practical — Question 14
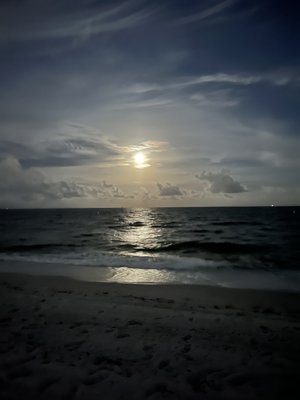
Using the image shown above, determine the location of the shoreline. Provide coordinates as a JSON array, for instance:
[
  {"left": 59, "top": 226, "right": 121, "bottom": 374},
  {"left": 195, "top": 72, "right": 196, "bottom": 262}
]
[
  {"left": 1, "top": 259, "right": 300, "bottom": 292},
  {"left": 1, "top": 270, "right": 300, "bottom": 313},
  {"left": 1, "top": 271, "right": 300, "bottom": 399}
]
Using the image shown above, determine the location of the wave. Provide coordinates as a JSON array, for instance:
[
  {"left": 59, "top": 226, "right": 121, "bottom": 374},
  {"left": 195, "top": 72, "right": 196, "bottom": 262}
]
[
  {"left": 0, "top": 244, "right": 296, "bottom": 271},
  {"left": 0, "top": 243, "right": 77, "bottom": 252},
  {"left": 138, "top": 241, "right": 268, "bottom": 255},
  {"left": 152, "top": 223, "right": 181, "bottom": 229},
  {"left": 1, "top": 253, "right": 299, "bottom": 291},
  {"left": 211, "top": 221, "right": 264, "bottom": 227},
  {"left": 0, "top": 251, "right": 228, "bottom": 272},
  {"left": 0, "top": 240, "right": 269, "bottom": 257},
  {"left": 190, "top": 229, "right": 210, "bottom": 234},
  {"left": 128, "top": 221, "right": 146, "bottom": 227}
]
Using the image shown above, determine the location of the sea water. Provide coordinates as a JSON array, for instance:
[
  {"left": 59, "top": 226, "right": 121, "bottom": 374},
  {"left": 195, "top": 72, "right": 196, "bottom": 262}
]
[{"left": 0, "top": 207, "right": 299, "bottom": 289}]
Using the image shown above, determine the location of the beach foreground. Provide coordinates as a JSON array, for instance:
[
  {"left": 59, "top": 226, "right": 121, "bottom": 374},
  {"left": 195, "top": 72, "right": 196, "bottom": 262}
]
[{"left": 0, "top": 273, "right": 299, "bottom": 400}]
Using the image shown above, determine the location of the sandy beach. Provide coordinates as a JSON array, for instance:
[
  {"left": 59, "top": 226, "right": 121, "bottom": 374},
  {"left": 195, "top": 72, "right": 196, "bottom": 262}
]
[{"left": 0, "top": 271, "right": 299, "bottom": 400}]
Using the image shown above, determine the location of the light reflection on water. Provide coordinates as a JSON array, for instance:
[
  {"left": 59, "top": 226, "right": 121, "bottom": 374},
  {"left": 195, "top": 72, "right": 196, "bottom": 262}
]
[
  {"left": 107, "top": 209, "right": 197, "bottom": 284},
  {"left": 108, "top": 267, "right": 175, "bottom": 284},
  {"left": 1, "top": 207, "right": 299, "bottom": 289},
  {"left": 113, "top": 208, "right": 164, "bottom": 253}
]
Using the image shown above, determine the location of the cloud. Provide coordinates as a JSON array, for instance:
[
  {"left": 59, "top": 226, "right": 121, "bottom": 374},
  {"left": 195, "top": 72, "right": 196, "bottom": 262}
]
[
  {"left": 119, "top": 70, "right": 297, "bottom": 115},
  {"left": 129, "top": 72, "right": 296, "bottom": 96},
  {"left": 0, "top": 136, "right": 119, "bottom": 169},
  {"left": 174, "top": 72, "right": 298, "bottom": 89},
  {"left": 0, "top": 0, "right": 153, "bottom": 44},
  {"left": 190, "top": 89, "right": 240, "bottom": 108},
  {"left": 0, "top": 121, "right": 170, "bottom": 172},
  {"left": 140, "top": 187, "right": 157, "bottom": 201},
  {"left": 196, "top": 170, "right": 247, "bottom": 193},
  {"left": 0, "top": 156, "right": 129, "bottom": 206},
  {"left": 102, "top": 180, "right": 128, "bottom": 198},
  {"left": 157, "top": 183, "right": 183, "bottom": 197},
  {"left": 0, "top": 1, "right": 298, "bottom": 208},
  {"left": 111, "top": 97, "right": 172, "bottom": 110},
  {"left": 125, "top": 83, "right": 162, "bottom": 94},
  {"left": 126, "top": 140, "right": 168, "bottom": 153},
  {"left": 0, "top": 127, "right": 123, "bottom": 168},
  {"left": 184, "top": 73, "right": 261, "bottom": 86},
  {"left": 176, "top": 0, "right": 237, "bottom": 25}
]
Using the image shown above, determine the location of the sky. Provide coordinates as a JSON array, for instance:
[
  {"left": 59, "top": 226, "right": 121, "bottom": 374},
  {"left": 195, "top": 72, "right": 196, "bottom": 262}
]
[{"left": 0, "top": 0, "right": 299, "bottom": 208}]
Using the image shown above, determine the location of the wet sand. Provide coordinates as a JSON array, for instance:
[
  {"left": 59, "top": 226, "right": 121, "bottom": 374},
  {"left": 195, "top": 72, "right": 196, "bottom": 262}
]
[{"left": 0, "top": 272, "right": 299, "bottom": 399}]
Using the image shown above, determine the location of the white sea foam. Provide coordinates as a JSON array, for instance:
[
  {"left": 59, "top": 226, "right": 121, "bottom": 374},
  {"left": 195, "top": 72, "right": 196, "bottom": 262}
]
[{"left": 0, "top": 251, "right": 228, "bottom": 271}]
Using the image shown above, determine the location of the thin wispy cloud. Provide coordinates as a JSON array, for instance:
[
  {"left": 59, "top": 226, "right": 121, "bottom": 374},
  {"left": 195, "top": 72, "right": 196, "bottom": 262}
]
[
  {"left": 111, "top": 97, "right": 173, "bottom": 110},
  {"left": 127, "top": 72, "right": 297, "bottom": 95},
  {"left": 190, "top": 89, "right": 240, "bottom": 108},
  {"left": 175, "top": 0, "right": 237, "bottom": 25},
  {"left": 0, "top": 0, "right": 154, "bottom": 43},
  {"left": 125, "top": 83, "right": 163, "bottom": 94}
]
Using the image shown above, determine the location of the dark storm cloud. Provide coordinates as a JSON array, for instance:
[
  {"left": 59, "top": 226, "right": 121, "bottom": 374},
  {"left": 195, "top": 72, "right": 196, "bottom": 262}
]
[{"left": 196, "top": 171, "right": 246, "bottom": 194}]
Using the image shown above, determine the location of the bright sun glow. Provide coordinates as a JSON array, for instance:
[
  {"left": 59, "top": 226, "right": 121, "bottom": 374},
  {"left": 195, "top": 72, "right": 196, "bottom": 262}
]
[{"left": 134, "top": 151, "right": 147, "bottom": 168}]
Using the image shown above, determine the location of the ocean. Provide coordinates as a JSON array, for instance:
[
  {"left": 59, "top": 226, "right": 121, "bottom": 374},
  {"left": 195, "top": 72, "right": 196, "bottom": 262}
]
[{"left": 0, "top": 207, "right": 299, "bottom": 290}]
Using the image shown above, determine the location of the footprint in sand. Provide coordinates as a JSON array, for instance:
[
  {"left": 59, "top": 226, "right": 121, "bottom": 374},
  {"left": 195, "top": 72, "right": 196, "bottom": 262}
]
[
  {"left": 146, "top": 382, "right": 173, "bottom": 398},
  {"left": 38, "top": 376, "right": 61, "bottom": 393},
  {"left": 7, "top": 365, "right": 33, "bottom": 379},
  {"left": 127, "top": 319, "right": 142, "bottom": 326},
  {"left": 182, "top": 344, "right": 191, "bottom": 353},
  {"left": 157, "top": 359, "right": 170, "bottom": 369},
  {"left": 115, "top": 332, "right": 130, "bottom": 339}
]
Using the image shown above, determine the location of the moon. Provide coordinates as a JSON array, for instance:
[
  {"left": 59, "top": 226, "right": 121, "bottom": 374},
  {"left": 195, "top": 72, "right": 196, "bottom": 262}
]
[{"left": 133, "top": 151, "right": 147, "bottom": 168}]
